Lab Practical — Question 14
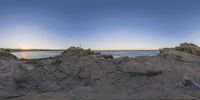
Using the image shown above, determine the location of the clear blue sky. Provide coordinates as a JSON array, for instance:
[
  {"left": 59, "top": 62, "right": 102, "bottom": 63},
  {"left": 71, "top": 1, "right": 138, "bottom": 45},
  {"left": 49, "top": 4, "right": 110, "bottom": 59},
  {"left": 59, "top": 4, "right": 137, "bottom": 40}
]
[{"left": 0, "top": 0, "right": 200, "bottom": 50}]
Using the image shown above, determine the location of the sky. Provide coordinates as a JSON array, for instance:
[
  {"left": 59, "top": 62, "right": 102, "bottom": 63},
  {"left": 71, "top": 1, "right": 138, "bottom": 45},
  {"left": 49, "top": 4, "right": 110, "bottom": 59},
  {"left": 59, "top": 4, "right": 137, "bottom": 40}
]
[{"left": 0, "top": 0, "right": 200, "bottom": 50}]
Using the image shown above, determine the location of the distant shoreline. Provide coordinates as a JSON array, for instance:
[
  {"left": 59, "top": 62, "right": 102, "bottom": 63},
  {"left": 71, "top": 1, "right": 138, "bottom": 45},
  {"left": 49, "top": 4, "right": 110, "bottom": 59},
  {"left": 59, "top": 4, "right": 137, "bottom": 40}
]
[{"left": 0, "top": 48, "right": 64, "bottom": 53}]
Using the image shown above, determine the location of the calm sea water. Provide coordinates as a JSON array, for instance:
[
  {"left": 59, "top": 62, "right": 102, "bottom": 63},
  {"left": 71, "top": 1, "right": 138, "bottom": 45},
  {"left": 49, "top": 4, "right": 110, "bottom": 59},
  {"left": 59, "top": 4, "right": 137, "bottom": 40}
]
[
  {"left": 12, "top": 51, "right": 63, "bottom": 59},
  {"left": 98, "top": 50, "right": 159, "bottom": 58},
  {"left": 12, "top": 50, "right": 159, "bottom": 59}
]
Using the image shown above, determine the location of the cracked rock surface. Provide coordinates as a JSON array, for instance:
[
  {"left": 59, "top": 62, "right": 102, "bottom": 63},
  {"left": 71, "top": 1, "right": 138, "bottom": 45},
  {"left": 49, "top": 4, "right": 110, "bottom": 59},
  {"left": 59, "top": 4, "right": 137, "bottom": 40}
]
[{"left": 1, "top": 46, "right": 200, "bottom": 100}]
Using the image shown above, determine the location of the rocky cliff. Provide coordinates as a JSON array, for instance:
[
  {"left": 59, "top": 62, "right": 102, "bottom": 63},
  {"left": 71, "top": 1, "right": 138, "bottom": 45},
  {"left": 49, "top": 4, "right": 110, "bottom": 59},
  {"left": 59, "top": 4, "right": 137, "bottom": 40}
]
[{"left": 0, "top": 43, "right": 200, "bottom": 100}]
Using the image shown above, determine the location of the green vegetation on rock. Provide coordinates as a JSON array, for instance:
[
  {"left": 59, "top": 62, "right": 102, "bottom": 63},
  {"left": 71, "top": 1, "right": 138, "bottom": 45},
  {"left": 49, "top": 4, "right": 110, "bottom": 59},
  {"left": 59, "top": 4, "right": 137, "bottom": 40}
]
[
  {"left": 62, "top": 47, "right": 94, "bottom": 57},
  {"left": 175, "top": 43, "right": 200, "bottom": 56},
  {"left": 62, "top": 47, "right": 113, "bottom": 59},
  {"left": 0, "top": 50, "right": 17, "bottom": 59}
]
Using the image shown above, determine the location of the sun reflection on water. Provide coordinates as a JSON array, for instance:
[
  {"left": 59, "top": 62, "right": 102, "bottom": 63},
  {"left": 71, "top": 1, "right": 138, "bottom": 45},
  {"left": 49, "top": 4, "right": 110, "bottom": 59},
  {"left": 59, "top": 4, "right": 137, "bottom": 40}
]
[{"left": 19, "top": 52, "right": 29, "bottom": 59}]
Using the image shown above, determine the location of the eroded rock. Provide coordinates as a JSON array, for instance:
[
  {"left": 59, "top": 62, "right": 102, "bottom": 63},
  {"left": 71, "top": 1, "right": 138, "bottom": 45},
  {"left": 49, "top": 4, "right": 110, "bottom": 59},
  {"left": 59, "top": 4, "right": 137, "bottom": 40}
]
[
  {"left": 1, "top": 43, "right": 200, "bottom": 99},
  {"left": 175, "top": 43, "right": 200, "bottom": 56}
]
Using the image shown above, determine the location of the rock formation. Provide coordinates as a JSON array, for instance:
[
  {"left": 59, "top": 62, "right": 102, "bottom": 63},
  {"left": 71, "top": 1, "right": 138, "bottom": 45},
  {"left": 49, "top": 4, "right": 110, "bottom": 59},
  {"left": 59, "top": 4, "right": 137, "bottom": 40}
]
[
  {"left": 175, "top": 43, "right": 200, "bottom": 56},
  {"left": 0, "top": 50, "right": 17, "bottom": 59},
  {"left": 61, "top": 47, "right": 94, "bottom": 57},
  {"left": 0, "top": 43, "right": 200, "bottom": 100}
]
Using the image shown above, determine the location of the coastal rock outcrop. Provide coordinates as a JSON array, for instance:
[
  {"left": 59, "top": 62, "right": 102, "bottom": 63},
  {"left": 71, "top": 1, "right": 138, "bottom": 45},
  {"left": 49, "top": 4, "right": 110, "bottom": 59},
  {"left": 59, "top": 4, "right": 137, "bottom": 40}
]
[
  {"left": 0, "top": 43, "right": 200, "bottom": 99},
  {"left": 0, "top": 50, "right": 17, "bottom": 59},
  {"left": 175, "top": 43, "right": 200, "bottom": 56},
  {"left": 62, "top": 47, "right": 94, "bottom": 57}
]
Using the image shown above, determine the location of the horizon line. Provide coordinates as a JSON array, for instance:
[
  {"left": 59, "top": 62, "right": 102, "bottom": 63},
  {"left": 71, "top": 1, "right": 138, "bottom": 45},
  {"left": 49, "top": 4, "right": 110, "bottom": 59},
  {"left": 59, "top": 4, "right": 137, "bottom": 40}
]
[{"left": 0, "top": 47, "right": 159, "bottom": 51}]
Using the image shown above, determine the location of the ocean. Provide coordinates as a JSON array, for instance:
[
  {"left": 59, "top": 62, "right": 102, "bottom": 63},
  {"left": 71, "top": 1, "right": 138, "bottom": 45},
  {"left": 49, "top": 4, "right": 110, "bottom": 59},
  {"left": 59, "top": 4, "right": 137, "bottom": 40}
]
[
  {"left": 98, "top": 50, "right": 159, "bottom": 58},
  {"left": 12, "top": 50, "right": 159, "bottom": 59}
]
